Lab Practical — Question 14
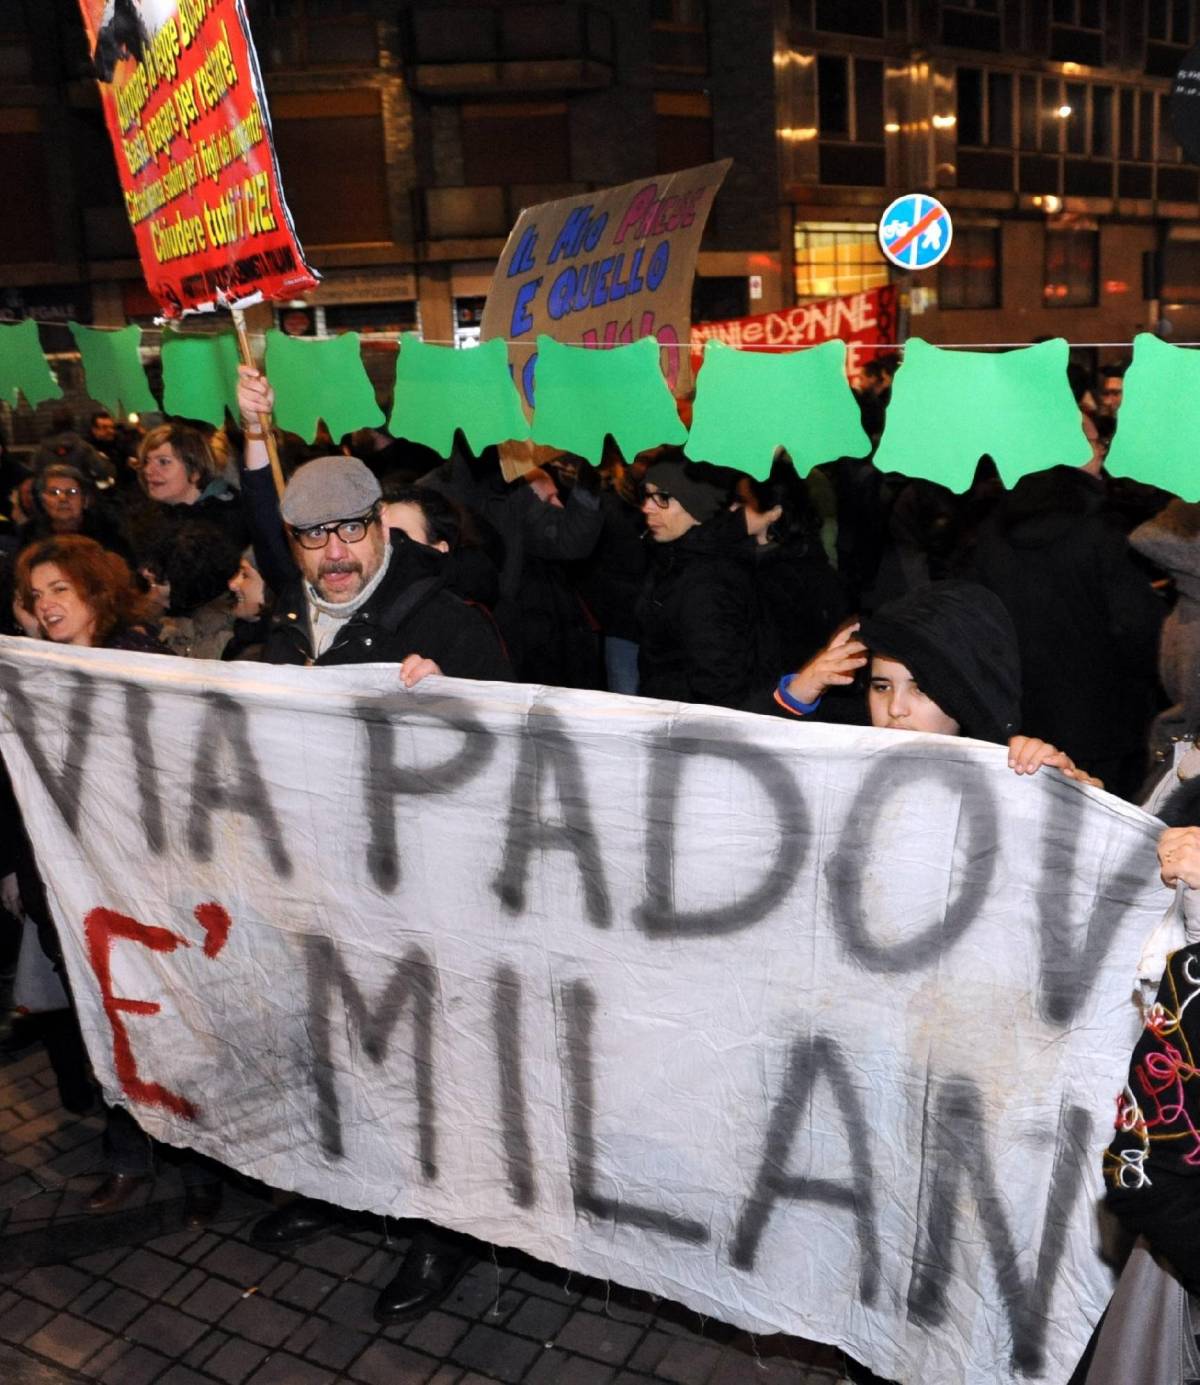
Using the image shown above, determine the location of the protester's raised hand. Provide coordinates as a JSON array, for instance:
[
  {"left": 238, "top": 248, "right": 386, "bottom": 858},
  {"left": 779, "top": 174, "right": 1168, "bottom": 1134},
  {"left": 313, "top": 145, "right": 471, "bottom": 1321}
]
[
  {"left": 236, "top": 364, "right": 275, "bottom": 425},
  {"left": 782, "top": 623, "right": 867, "bottom": 708},
  {"left": 1159, "top": 827, "right": 1200, "bottom": 889},
  {"left": 399, "top": 654, "right": 442, "bottom": 688}
]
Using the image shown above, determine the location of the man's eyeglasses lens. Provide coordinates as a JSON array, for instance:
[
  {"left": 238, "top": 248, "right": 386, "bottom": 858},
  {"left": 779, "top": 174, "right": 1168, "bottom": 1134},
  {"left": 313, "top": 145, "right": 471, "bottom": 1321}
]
[
  {"left": 292, "top": 512, "right": 374, "bottom": 549},
  {"left": 46, "top": 487, "right": 81, "bottom": 499},
  {"left": 641, "top": 487, "right": 671, "bottom": 509}
]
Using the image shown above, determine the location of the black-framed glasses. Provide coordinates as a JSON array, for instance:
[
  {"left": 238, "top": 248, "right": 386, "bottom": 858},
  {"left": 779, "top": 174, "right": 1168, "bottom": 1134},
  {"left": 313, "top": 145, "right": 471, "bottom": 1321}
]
[
  {"left": 639, "top": 485, "right": 672, "bottom": 509},
  {"left": 45, "top": 486, "right": 81, "bottom": 499},
  {"left": 290, "top": 507, "right": 377, "bottom": 550}
]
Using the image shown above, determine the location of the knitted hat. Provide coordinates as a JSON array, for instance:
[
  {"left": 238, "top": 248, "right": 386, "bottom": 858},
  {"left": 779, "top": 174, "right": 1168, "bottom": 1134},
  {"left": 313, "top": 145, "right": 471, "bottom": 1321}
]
[
  {"left": 859, "top": 580, "right": 1021, "bottom": 743},
  {"left": 280, "top": 456, "right": 381, "bottom": 529},
  {"left": 643, "top": 458, "right": 728, "bottom": 524}
]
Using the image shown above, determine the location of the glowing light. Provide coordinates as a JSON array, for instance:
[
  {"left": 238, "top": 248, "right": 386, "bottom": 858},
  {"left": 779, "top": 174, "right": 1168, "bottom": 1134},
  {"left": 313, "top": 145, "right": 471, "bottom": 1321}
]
[
  {"left": 127, "top": 413, "right": 140, "bottom": 424},
  {"left": 1056, "top": 104, "right": 1073, "bottom": 118},
  {"left": 779, "top": 126, "right": 817, "bottom": 141},
  {"left": 885, "top": 121, "right": 900, "bottom": 133},
  {"left": 932, "top": 114, "right": 957, "bottom": 129}
]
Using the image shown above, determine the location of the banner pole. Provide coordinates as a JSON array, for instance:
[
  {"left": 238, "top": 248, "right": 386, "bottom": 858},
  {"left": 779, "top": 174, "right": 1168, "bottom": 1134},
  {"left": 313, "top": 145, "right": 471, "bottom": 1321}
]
[{"left": 231, "top": 307, "right": 285, "bottom": 499}]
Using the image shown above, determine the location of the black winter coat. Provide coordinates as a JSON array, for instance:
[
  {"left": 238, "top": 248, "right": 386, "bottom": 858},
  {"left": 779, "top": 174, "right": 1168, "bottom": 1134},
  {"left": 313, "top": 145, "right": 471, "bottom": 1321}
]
[
  {"left": 970, "top": 466, "right": 1163, "bottom": 764},
  {"left": 636, "top": 511, "right": 760, "bottom": 710},
  {"left": 262, "top": 533, "right": 511, "bottom": 678}
]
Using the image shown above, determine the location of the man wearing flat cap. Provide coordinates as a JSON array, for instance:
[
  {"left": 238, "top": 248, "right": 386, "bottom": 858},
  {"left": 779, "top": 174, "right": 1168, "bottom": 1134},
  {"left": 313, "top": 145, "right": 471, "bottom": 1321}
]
[
  {"left": 236, "top": 370, "right": 508, "bottom": 682},
  {"left": 233, "top": 367, "right": 507, "bottom": 1323}
]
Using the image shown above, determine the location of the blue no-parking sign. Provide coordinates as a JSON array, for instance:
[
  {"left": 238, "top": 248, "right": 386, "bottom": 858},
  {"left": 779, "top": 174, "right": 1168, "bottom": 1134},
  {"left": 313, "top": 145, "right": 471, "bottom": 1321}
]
[{"left": 877, "top": 193, "right": 953, "bottom": 271}]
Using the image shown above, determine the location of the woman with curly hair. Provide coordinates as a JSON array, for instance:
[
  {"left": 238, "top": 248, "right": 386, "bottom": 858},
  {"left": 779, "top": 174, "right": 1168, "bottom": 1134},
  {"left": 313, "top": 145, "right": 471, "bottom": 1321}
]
[{"left": 15, "top": 534, "right": 162, "bottom": 652}]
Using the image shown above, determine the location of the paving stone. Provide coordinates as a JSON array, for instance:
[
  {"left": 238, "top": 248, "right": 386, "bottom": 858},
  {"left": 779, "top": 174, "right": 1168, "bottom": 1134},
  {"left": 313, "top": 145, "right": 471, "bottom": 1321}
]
[
  {"left": 293, "top": 1233, "right": 375, "bottom": 1276},
  {"left": 257, "top": 1259, "right": 299, "bottom": 1298},
  {"left": 451, "top": 1322, "right": 543, "bottom": 1383},
  {"left": 273, "top": 1264, "right": 338, "bottom": 1310},
  {"left": 506, "top": 1295, "right": 575, "bottom": 1342},
  {"left": 628, "top": 1329, "right": 676, "bottom": 1373},
  {"left": 124, "top": 1301, "right": 210, "bottom": 1355},
  {"left": 524, "top": 1352, "right": 619, "bottom": 1385},
  {"left": 200, "top": 1239, "right": 279, "bottom": 1286},
  {"left": 162, "top": 1266, "right": 208, "bottom": 1307},
  {"left": 350, "top": 1247, "right": 396, "bottom": 1285},
  {"left": 444, "top": 1267, "right": 520, "bottom": 1321},
  {"left": 15, "top": 1263, "right": 93, "bottom": 1308},
  {"left": 72, "top": 1247, "right": 127, "bottom": 1276},
  {"left": 24, "top": 1311, "right": 112, "bottom": 1371},
  {"left": 180, "top": 1275, "right": 245, "bottom": 1322},
  {"left": 320, "top": 1278, "right": 381, "bottom": 1333},
  {"left": 148, "top": 1226, "right": 205, "bottom": 1259},
  {"left": 351, "top": 1337, "right": 442, "bottom": 1384},
  {"left": 180, "top": 1231, "right": 223, "bottom": 1264},
  {"left": 286, "top": 1316, "right": 373, "bottom": 1370},
  {"left": 245, "top": 1352, "right": 337, "bottom": 1385},
  {"left": 155, "top": 1367, "right": 213, "bottom": 1385},
  {"left": 654, "top": 1336, "right": 724, "bottom": 1383},
  {"left": 202, "top": 1336, "right": 271, "bottom": 1385},
  {"left": 8, "top": 1191, "right": 64, "bottom": 1222},
  {"left": 85, "top": 1285, "right": 152, "bottom": 1333},
  {"left": 109, "top": 1246, "right": 186, "bottom": 1298},
  {"left": 0, "top": 1293, "right": 56, "bottom": 1342},
  {"left": 510, "top": 1269, "right": 583, "bottom": 1307},
  {"left": 403, "top": 1308, "right": 470, "bottom": 1356},
  {"left": 48, "top": 1118, "right": 104, "bottom": 1152},
  {"left": 554, "top": 1310, "right": 643, "bottom": 1365},
  {"left": 580, "top": 1288, "right": 658, "bottom": 1327},
  {"left": 44, "top": 1143, "right": 106, "bottom": 1178},
  {"left": 221, "top": 1292, "right": 307, "bottom": 1347},
  {"left": 69, "top": 1280, "right": 111, "bottom": 1317},
  {"left": 182, "top": 1327, "right": 231, "bottom": 1370},
  {"left": 96, "top": 1342, "right": 173, "bottom": 1385}
]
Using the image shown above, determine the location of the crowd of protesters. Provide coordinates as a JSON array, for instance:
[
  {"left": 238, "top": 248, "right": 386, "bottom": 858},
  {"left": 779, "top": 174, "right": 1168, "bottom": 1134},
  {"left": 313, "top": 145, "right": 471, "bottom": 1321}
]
[{"left": 2, "top": 351, "right": 1200, "bottom": 1362}]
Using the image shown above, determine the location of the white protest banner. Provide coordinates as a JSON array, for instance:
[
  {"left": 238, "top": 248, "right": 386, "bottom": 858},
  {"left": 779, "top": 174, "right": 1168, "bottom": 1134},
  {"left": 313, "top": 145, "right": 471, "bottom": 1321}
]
[{"left": 0, "top": 640, "right": 1164, "bottom": 1385}]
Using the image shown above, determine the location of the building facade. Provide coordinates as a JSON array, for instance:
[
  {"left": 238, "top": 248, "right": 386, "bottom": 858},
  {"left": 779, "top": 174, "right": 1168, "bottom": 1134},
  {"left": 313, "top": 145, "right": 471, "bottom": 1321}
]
[{"left": 0, "top": 0, "right": 1196, "bottom": 383}]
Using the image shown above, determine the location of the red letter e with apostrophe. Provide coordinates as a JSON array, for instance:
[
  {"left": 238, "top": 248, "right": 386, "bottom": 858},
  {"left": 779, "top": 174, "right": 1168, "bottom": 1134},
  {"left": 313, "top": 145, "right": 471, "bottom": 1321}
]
[{"left": 83, "top": 902, "right": 232, "bottom": 1120}]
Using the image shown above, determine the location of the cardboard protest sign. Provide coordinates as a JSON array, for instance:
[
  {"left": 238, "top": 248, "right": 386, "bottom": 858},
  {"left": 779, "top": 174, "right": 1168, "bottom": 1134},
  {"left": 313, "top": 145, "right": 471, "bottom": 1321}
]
[
  {"left": 481, "top": 161, "right": 730, "bottom": 410},
  {"left": 0, "top": 640, "right": 1165, "bottom": 1385},
  {"left": 76, "top": 0, "right": 317, "bottom": 317},
  {"left": 691, "top": 284, "right": 899, "bottom": 387}
]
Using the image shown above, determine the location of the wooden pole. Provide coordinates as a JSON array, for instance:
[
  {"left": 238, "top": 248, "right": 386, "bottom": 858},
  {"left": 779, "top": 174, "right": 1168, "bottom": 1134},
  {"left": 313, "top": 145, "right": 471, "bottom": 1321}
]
[{"left": 231, "top": 306, "right": 286, "bottom": 498}]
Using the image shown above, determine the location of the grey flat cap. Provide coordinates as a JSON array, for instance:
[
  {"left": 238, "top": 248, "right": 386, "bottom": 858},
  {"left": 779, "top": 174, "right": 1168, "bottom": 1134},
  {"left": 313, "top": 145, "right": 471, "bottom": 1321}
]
[{"left": 279, "top": 456, "right": 382, "bottom": 529}]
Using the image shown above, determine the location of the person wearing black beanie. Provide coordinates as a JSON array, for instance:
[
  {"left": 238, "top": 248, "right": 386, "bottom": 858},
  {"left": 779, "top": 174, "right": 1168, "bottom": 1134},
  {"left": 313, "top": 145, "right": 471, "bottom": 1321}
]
[{"left": 774, "top": 579, "right": 1100, "bottom": 782}]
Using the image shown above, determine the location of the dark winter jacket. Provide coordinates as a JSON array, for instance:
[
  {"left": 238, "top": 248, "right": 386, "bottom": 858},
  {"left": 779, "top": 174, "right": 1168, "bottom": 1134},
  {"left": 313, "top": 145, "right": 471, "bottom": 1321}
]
[
  {"left": 420, "top": 451, "right": 603, "bottom": 674},
  {"left": 753, "top": 539, "right": 848, "bottom": 678},
  {"left": 636, "top": 510, "right": 760, "bottom": 710},
  {"left": 1106, "top": 768, "right": 1200, "bottom": 1293},
  {"left": 969, "top": 465, "right": 1163, "bottom": 764},
  {"left": 262, "top": 533, "right": 510, "bottom": 678}
]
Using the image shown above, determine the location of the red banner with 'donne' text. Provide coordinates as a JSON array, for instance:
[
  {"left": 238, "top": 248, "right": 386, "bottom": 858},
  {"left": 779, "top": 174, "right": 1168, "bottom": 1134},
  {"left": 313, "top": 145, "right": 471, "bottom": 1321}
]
[
  {"left": 77, "top": 0, "right": 318, "bottom": 317},
  {"left": 691, "top": 285, "right": 898, "bottom": 386}
]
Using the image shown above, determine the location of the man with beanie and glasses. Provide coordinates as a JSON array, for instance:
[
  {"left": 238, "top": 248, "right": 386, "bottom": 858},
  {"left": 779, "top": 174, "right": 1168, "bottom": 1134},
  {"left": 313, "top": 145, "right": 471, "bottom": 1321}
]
[
  {"left": 775, "top": 579, "right": 1099, "bottom": 782},
  {"left": 636, "top": 450, "right": 762, "bottom": 709},
  {"left": 233, "top": 367, "right": 508, "bottom": 1325}
]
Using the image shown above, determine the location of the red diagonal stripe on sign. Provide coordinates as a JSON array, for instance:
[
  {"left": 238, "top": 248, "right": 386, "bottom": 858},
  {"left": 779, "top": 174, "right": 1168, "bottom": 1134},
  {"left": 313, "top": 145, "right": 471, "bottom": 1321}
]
[{"left": 889, "top": 204, "right": 943, "bottom": 256}]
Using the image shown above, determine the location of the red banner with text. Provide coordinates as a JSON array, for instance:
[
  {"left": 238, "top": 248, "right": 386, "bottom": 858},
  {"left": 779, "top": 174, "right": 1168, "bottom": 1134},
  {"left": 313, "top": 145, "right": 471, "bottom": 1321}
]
[
  {"left": 77, "top": 0, "right": 318, "bottom": 318},
  {"left": 691, "top": 285, "right": 898, "bottom": 386}
]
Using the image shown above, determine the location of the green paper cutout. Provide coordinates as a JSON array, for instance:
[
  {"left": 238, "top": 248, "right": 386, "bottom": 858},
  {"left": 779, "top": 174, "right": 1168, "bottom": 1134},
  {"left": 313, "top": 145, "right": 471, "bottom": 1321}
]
[
  {"left": 685, "top": 339, "right": 869, "bottom": 479},
  {"left": 161, "top": 330, "right": 241, "bottom": 428},
  {"left": 388, "top": 334, "right": 529, "bottom": 456},
  {"left": 530, "top": 335, "right": 687, "bottom": 463},
  {"left": 70, "top": 323, "right": 157, "bottom": 418},
  {"left": 0, "top": 319, "right": 61, "bottom": 409},
  {"left": 1106, "top": 334, "right": 1200, "bottom": 500},
  {"left": 873, "top": 337, "right": 1089, "bottom": 491},
  {"left": 264, "top": 331, "right": 385, "bottom": 442}
]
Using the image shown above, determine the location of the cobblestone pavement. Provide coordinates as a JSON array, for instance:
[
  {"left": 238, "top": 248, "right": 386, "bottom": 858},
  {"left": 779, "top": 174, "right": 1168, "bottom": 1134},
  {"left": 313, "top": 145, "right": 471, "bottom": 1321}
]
[{"left": 0, "top": 1040, "right": 861, "bottom": 1385}]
